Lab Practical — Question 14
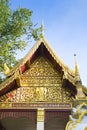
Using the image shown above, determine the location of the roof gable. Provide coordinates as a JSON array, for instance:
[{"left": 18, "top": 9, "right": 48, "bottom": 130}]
[{"left": 0, "top": 37, "right": 86, "bottom": 99}]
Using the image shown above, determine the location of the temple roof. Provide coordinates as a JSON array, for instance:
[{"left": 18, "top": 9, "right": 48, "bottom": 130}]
[
  {"left": 5, "top": 37, "right": 75, "bottom": 76},
  {"left": 0, "top": 37, "right": 87, "bottom": 98}
]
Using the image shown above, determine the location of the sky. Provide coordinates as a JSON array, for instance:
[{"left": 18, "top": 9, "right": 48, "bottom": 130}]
[{"left": 10, "top": 0, "right": 87, "bottom": 86}]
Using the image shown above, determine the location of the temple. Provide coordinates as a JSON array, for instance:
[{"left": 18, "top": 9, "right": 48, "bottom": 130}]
[{"left": 0, "top": 36, "right": 87, "bottom": 130}]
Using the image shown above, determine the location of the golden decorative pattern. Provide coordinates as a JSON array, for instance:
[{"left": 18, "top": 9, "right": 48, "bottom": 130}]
[{"left": 0, "top": 57, "right": 73, "bottom": 103}]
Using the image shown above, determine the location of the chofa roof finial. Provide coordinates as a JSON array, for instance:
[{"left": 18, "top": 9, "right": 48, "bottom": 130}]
[
  {"left": 40, "top": 20, "right": 44, "bottom": 38},
  {"left": 4, "top": 63, "right": 10, "bottom": 76}
]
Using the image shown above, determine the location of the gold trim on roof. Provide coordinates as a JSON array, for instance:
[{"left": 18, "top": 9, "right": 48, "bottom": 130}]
[
  {"left": 6, "top": 37, "right": 75, "bottom": 77},
  {"left": 0, "top": 75, "right": 15, "bottom": 91},
  {"left": 0, "top": 70, "right": 20, "bottom": 91},
  {"left": 0, "top": 56, "right": 75, "bottom": 104},
  {"left": 1, "top": 36, "right": 86, "bottom": 94}
]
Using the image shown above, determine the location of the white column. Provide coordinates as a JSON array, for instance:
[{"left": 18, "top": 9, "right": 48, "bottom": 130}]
[{"left": 37, "top": 108, "right": 44, "bottom": 130}]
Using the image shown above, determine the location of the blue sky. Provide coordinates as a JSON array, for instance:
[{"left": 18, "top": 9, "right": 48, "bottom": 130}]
[{"left": 10, "top": 0, "right": 87, "bottom": 86}]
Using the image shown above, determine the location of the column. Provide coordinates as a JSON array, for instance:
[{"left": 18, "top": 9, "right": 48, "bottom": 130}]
[{"left": 37, "top": 108, "right": 44, "bottom": 130}]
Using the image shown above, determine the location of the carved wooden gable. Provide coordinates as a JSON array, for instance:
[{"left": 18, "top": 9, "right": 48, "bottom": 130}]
[{"left": 0, "top": 56, "right": 74, "bottom": 103}]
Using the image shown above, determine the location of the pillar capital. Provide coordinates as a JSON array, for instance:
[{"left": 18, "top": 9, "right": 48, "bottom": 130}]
[{"left": 37, "top": 108, "right": 44, "bottom": 122}]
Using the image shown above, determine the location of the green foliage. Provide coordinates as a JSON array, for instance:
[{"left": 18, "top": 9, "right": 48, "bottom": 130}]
[{"left": 0, "top": 0, "right": 42, "bottom": 79}]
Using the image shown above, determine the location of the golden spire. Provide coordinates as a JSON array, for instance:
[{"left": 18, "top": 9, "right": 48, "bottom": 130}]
[
  {"left": 74, "top": 54, "right": 86, "bottom": 99},
  {"left": 74, "top": 54, "right": 81, "bottom": 82}
]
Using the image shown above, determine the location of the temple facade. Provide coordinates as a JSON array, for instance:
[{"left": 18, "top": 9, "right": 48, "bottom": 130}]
[{"left": 0, "top": 37, "right": 87, "bottom": 130}]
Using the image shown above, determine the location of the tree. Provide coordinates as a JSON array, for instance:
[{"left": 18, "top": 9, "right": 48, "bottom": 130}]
[{"left": 0, "top": 0, "right": 42, "bottom": 82}]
